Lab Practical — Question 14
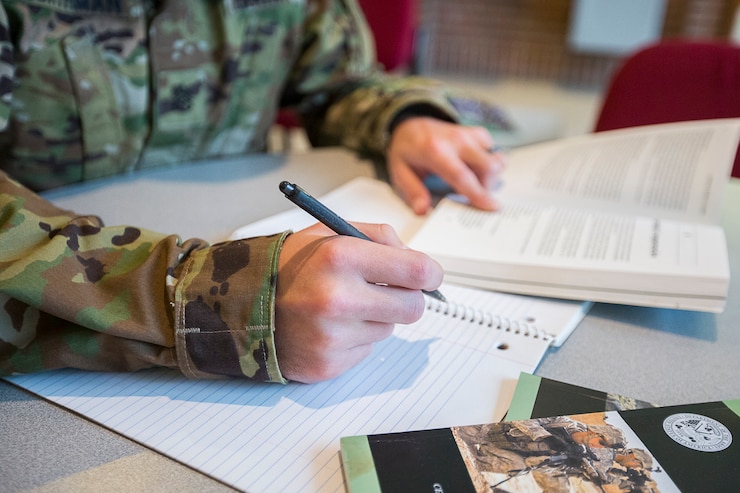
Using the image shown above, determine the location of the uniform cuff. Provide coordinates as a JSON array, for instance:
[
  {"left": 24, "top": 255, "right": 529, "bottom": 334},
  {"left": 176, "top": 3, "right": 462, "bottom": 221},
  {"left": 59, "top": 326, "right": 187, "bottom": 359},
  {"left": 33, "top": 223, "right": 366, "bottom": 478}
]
[{"left": 173, "top": 232, "right": 289, "bottom": 383}]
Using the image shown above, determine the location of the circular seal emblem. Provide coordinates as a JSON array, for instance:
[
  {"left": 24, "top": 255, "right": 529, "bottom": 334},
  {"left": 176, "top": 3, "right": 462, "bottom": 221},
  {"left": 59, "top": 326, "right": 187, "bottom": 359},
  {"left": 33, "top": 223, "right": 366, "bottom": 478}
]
[{"left": 663, "top": 413, "right": 732, "bottom": 452}]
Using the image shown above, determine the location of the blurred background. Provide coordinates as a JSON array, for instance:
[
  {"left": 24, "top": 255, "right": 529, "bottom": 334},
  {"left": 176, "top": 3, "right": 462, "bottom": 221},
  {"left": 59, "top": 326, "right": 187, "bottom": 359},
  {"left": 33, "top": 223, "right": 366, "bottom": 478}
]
[{"left": 274, "top": 0, "right": 740, "bottom": 152}]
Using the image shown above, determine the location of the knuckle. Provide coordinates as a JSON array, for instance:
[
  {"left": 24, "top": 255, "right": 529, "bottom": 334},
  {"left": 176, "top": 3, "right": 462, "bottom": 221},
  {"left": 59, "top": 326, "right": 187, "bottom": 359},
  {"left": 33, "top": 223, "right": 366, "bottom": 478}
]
[
  {"left": 376, "top": 222, "right": 395, "bottom": 237},
  {"left": 406, "top": 253, "right": 438, "bottom": 285},
  {"left": 316, "top": 237, "right": 346, "bottom": 264},
  {"left": 373, "top": 223, "right": 398, "bottom": 244},
  {"left": 312, "top": 287, "right": 352, "bottom": 320},
  {"left": 426, "top": 136, "right": 447, "bottom": 156}
]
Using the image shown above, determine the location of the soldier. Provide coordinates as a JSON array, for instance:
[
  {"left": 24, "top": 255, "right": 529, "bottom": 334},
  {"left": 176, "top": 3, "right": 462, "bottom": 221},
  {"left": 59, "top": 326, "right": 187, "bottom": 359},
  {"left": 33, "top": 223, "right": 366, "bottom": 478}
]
[
  {"left": 0, "top": 1, "right": 505, "bottom": 383},
  {"left": 453, "top": 416, "right": 660, "bottom": 492}
]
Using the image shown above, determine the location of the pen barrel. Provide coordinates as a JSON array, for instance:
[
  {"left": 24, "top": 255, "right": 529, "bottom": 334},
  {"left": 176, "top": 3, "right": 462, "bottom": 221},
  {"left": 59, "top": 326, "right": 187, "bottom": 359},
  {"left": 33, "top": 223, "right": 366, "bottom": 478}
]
[
  {"left": 310, "top": 203, "right": 371, "bottom": 240},
  {"left": 283, "top": 182, "right": 372, "bottom": 241}
]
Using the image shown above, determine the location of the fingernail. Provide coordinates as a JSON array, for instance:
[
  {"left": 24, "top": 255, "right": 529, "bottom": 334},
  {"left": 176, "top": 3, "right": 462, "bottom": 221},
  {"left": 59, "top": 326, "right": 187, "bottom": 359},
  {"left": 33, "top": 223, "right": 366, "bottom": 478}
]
[
  {"left": 413, "top": 197, "right": 428, "bottom": 215},
  {"left": 482, "top": 194, "right": 500, "bottom": 211}
]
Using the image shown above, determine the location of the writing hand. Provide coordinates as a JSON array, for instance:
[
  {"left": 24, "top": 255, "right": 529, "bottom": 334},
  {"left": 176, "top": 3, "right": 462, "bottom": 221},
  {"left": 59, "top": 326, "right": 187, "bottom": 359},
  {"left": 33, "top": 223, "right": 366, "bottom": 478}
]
[
  {"left": 386, "top": 117, "right": 506, "bottom": 214},
  {"left": 274, "top": 221, "right": 444, "bottom": 383}
]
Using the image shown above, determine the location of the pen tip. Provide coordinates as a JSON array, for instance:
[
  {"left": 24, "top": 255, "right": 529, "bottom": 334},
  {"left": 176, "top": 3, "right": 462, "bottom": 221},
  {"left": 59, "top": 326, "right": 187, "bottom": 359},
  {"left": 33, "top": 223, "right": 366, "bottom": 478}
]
[{"left": 424, "top": 290, "right": 447, "bottom": 303}]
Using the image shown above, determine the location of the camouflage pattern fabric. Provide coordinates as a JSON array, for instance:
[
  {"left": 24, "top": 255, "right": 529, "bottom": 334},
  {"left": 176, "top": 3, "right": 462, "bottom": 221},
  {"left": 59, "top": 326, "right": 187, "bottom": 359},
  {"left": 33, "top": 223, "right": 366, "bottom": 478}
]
[
  {"left": 0, "top": 0, "right": 507, "bottom": 381},
  {"left": 0, "top": 0, "right": 474, "bottom": 191},
  {"left": 0, "top": 170, "right": 290, "bottom": 381}
]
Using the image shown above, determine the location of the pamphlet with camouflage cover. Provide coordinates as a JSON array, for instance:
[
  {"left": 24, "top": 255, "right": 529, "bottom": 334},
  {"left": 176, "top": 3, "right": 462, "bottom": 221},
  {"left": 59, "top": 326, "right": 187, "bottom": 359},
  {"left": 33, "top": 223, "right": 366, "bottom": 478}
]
[{"left": 341, "top": 399, "right": 739, "bottom": 493}]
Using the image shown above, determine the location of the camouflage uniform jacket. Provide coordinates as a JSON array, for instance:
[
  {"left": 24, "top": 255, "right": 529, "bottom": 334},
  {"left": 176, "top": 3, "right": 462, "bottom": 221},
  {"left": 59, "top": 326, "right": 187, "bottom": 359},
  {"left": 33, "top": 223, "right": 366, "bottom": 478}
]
[{"left": 0, "top": 0, "right": 486, "bottom": 382}]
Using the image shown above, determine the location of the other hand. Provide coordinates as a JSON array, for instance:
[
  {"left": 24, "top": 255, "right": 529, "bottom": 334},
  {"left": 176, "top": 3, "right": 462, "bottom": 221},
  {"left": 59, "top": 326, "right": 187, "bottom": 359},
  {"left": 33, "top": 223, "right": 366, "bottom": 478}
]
[
  {"left": 275, "top": 222, "right": 444, "bottom": 383},
  {"left": 387, "top": 117, "right": 506, "bottom": 214}
]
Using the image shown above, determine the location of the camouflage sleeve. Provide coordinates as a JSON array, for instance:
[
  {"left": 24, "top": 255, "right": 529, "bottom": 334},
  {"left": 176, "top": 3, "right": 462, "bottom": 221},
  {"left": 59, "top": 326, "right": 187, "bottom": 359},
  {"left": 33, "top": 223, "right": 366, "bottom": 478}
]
[
  {"left": 288, "top": 0, "right": 511, "bottom": 157},
  {"left": 0, "top": 171, "right": 287, "bottom": 383},
  {"left": 0, "top": 4, "right": 13, "bottom": 131}
]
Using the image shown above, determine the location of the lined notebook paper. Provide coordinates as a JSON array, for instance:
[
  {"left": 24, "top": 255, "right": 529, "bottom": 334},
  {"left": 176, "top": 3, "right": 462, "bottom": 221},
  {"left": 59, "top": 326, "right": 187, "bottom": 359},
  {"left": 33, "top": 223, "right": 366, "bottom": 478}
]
[
  {"left": 6, "top": 177, "right": 590, "bottom": 492},
  {"left": 8, "top": 282, "right": 581, "bottom": 492}
]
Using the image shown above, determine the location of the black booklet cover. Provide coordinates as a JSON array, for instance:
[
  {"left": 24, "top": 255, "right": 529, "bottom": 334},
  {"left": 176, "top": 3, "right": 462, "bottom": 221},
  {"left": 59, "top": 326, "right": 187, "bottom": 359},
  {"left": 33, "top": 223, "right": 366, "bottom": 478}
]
[
  {"left": 504, "top": 372, "right": 658, "bottom": 421},
  {"left": 341, "top": 399, "right": 739, "bottom": 492}
]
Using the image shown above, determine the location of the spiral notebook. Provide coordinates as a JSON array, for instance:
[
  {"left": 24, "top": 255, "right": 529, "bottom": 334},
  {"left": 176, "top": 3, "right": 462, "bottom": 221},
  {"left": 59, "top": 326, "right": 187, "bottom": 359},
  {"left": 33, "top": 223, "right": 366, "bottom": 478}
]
[
  {"left": 230, "top": 176, "right": 592, "bottom": 348},
  {"left": 6, "top": 178, "right": 590, "bottom": 493}
]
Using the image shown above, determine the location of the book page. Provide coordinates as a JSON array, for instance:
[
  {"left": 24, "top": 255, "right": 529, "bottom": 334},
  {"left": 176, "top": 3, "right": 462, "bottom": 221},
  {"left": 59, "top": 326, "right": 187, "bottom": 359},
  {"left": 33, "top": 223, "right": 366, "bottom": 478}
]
[
  {"left": 496, "top": 119, "right": 740, "bottom": 224},
  {"left": 413, "top": 199, "right": 728, "bottom": 279},
  {"left": 409, "top": 198, "right": 729, "bottom": 311},
  {"left": 408, "top": 121, "right": 738, "bottom": 312}
]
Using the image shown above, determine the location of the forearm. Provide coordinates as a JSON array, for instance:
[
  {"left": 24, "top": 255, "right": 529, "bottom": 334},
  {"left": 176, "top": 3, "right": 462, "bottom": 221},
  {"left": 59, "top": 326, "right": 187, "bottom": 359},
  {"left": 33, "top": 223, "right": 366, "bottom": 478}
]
[{"left": 0, "top": 171, "right": 287, "bottom": 382}]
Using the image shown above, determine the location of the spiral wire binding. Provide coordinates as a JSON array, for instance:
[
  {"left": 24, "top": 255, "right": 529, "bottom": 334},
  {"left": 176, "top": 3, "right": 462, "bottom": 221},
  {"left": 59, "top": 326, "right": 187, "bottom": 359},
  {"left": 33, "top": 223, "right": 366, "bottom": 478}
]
[{"left": 425, "top": 298, "right": 553, "bottom": 342}]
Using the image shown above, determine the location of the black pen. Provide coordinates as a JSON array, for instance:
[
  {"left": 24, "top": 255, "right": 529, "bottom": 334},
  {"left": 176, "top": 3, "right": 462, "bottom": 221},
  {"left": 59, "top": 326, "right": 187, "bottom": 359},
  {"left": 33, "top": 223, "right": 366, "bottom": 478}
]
[{"left": 279, "top": 181, "right": 447, "bottom": 302}]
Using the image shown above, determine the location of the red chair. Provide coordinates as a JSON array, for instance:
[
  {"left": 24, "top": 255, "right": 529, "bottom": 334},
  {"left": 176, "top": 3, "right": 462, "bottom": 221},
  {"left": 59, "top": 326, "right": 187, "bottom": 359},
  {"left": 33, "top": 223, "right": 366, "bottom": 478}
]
[
  {"left": 357, "top": 0, "right": 417, "bottom": 73},
  {"left": 274, "top": 0, "right": 418, "bottom": 148},
  {"left": 594, "top": 39, "right": 740, "bottom": 178}
]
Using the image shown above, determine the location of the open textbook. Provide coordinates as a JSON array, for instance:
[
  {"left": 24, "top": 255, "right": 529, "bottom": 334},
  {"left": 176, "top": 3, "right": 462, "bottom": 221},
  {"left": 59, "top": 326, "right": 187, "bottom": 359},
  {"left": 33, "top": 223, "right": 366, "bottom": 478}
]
[{"left": 409, "top": 119, "right": 740, "bottom": 312}]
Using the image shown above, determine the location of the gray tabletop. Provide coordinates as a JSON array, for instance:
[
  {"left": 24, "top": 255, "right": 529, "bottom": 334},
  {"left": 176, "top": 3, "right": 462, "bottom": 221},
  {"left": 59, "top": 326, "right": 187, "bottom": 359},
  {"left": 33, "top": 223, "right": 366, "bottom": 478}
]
[{"left": 2, "top": 148, "right": 739, "bottom": 492}]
